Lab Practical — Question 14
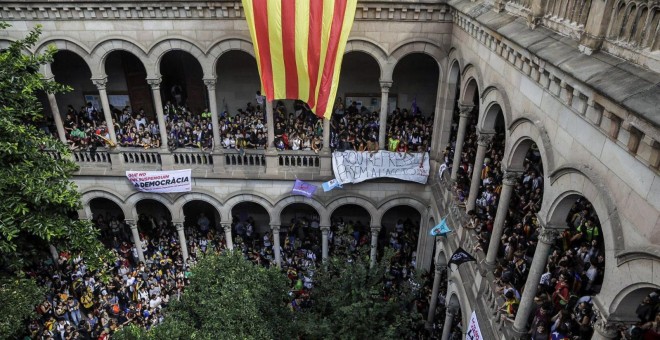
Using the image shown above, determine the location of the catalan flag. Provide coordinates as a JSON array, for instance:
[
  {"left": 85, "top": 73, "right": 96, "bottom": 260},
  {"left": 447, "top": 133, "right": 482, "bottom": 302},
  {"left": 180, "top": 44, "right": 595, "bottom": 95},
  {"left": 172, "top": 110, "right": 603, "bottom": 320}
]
[{"left": 242, "top": 0, "right": 358, "bottom": 119}]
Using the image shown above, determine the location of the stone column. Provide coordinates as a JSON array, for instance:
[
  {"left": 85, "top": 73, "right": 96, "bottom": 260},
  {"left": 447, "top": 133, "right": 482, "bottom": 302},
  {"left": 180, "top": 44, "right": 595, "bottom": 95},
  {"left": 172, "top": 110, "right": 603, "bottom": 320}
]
[
  {"left": 322, "top": 118, "right": 331, "bottom": 153},
  {"left": 49, "top": 244, "right": 59, "bottom": 263},
  {"left": 126, "top": 220, "right": 145, "bottom": 263},
  {"left": 321, "top": 226, "right": 330, "bottom": 260},
  {"left": 512, "top": 227, "right": 559, "bottom": 335},
  {"left": 203, "top": 78, "right": 221, "bottom": 149},
  {"left": 271, "top": 224, "right": 282, "bottom": 267},
  {"left": 450, "top": 104, "right": 472, "bottom": 181},
  {"left": 146, "top": 78, "right": 169, "bottom": 149},
  {"left": 427, "top": 250, "right": 445, "bottom": 326},
  {"left": 378, "top": 81, "right": 392, "bottom": 150},
  {"left": 466, "top": 132, "right": 494, "bottom": 212},
  {"left": 370, "top": 226, "right": 381, "bottom": 267},
  {"left": 175, "top": 223, "right": 189, "bottom": 263},
  {"left": 485, "top": 170, "right": 522, "bottom": 267},
  {"left": 222, "top": 223, "right": 234, "bottom": 250},
  {"left": 46, "top": 92, "right": 67, "bottom": 144},
  {"left": 91, "top": 77, "right": 117, "bottom": 143},
  {"left": 266, "top": 100, "right": 275, "bottom": 148},
  {"left": 579, "top": 0, "right": 614, "bottom": 55},
  {"left": 441, "top": 307, "right": 458, "bottom": 340},
  {"left": 527, "top": 0, "right": 545, "bottom": 28}
]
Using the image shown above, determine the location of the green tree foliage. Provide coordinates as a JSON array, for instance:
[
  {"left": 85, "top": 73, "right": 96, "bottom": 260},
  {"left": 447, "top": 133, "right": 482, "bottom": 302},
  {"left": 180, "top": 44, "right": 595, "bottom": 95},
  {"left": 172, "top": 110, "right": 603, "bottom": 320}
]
[
  {"left": 296, "top": 247, "right": 424, "bottom": 339},
  {"left": 0, "top": 277, "right": 45, "bottom": 338},
  {"left": 0, "top": 22, "right": 110, "bottom": 336},
  {"left": 0, "top": 22, "right": 108, "bottom": 270},
  {"left": 114, "top": 252, "right": 295, "bottom": 340}
]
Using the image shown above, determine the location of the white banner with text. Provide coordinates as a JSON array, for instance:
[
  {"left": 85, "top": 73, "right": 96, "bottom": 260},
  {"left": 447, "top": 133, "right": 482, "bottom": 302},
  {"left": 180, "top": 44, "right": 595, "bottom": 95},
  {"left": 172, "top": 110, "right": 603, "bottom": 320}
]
[
  {"left": 126, "top": 170, "right": 192, "bottom": 193},
  {"left": 332, "top": 151, "right": 429, "bottom": 184},
  {"left": 466, "top": 311, "right": 483, "bottom": 340}
]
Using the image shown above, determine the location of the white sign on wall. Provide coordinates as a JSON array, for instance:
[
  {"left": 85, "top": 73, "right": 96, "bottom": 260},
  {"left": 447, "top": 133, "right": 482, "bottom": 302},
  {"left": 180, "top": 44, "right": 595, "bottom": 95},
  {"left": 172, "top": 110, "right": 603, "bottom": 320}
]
[
  {"left": 332, "top": 151, "right": 430, "bottom": 184},
  {"left": 466, "top": 311, "right": 483, "bottom": 340},
  {"left": 126, "top": 170, "right": 192, "bottom": 193}
]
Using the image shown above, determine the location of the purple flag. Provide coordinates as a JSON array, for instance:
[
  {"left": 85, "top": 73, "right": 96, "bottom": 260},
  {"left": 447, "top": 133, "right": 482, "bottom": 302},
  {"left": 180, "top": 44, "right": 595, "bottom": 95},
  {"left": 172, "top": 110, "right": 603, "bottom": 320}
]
[
  {"left": 411, "top": 97, "right": 418, "bottom": 114},
  {"left": 292, "top": 179, "right": 317, "bottom": 198}
]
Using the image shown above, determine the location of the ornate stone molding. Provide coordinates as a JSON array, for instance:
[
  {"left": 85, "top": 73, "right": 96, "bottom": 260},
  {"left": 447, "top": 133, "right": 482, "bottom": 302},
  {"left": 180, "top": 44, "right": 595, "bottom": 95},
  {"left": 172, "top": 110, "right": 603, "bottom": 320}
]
[
  {"left": 593, "top": 308, "right": 620, "bottom": 339},
  {"left": 458, "top": 104, "right": 473, "bottom": 117},
  {"left": 91, "top": 77, "right": 108, "bottom": 90},
  {"left": 146, "top": 77, "right": 162, "bottom": 90},
  {"left": 538, "top": 227, "right": 559, "bottom": 245},
  {"left": 203, "top": 78, "right": 216, "bottom": 90},
  {"left": 221, "top": 223, "right": 232, "bottom": 231},
  {"left": 379, "top": 81, "right": 392, "bottom": 92},
  {"left": 476, "top": 132, "right": 494, "bottom": 147},
  {"left": 0, "top": 2, "right": 452, "bottom": 22},
  {"left": 270, "top": 224, "right": 281, "bottom": 232},
  {"left": 502, "top": 170, "right": 523, "bottom": 186}
]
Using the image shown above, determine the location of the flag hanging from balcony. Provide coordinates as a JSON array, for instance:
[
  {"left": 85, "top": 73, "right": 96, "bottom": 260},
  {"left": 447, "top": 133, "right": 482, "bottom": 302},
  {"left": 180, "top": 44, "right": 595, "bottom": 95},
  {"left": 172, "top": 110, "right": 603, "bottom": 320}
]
[
  {"left": 242, "top": 0, "right": 358, "bottom": 119},
  {"left": 292, "top": 179, "right": 317, "bottom": 198}
]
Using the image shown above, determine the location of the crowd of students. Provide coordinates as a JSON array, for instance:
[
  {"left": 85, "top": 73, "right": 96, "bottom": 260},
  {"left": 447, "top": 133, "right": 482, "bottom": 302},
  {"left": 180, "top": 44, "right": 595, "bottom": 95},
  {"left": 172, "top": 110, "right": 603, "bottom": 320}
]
[
  {"left": 441, "top": 105, "right": 613, "bottom": 338},
  {"left": 24, "top": 209, "right": 425, "bottom": 339},
  {"left": 60, "top": 95, "right": 435, "bottom": 154},
  {"left": 329, "top": 99, "right": 434, "bottom": 153}
]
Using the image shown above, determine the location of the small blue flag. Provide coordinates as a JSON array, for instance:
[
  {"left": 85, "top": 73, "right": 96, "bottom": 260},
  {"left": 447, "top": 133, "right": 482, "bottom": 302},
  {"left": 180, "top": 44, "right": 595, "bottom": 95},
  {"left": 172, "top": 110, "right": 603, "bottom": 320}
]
[
  {"left": 430, "top": 217, "right": 451, "bottom": 237},
  {"left": 322, "top": 178, "right": 343, "bottom": 192},
  {"left": 411, "top": 97, "right": 418, "bottom": 114},
  {"left": 292, "top": 179, "right": 317, "bottom": 198}
]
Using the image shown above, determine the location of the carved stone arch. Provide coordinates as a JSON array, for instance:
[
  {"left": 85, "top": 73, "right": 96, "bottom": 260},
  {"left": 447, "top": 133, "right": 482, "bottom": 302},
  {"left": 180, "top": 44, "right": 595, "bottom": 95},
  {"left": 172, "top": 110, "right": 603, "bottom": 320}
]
[
  {"left": 373, "top": 196, "right": 427, "bottom": 227},
  {"left": 0, "top": 38, "right": 16, "bottom": 50},
  {"left": 504, "top": 116, "right": 555, "bottom": 174},
  {"left": 479, "top": 85, "right": 512, "bottom": 133},
  {"left": 90, "top": 38, "right": 152, "bottom": 77},
  {"left": 387, "top": 39, "right": 446, "bottom": 82},
  {"left": 608, "top": 282, "right": 660, "bottom": 318},
  {"left": 207, "top": 37, "right": 256, "bottom": 77},
  {"left": 36, "top": 38, "right": 93, "bottom": 72},
  {"left": 125, "top": 192, "right": 178, "bottom": 222},
  {"left": 148, "top": 38, "right": 207, "bottom": 76},
  {"left": 540, "top": 165, "right": 634, "bottom": 317},
  {"left": 459, "top": 64, "right": 484, "bottom": 106},
  {"left": 326, "top": 195, "right": 378, "bottom": 226},
  {"left": 80, "top": 188, "right": 130, "bottom": 219},
  {"left": 445, "top": 272, "right": 471, "bottom": 331},
  {"left": 172, "top": 192, "right": 224, "bottom": 224},
  {"left": 447, "top": 47, "right": 464, "bottom": 74},
  {"left": 271, "top": 195, "right": 327, "bottom": 226},
  {"left": 221, "top": 192, "right": 274, "bottom": 224},
  {"left": 344, "top": 38, "right": 388, "bottom": 80}
]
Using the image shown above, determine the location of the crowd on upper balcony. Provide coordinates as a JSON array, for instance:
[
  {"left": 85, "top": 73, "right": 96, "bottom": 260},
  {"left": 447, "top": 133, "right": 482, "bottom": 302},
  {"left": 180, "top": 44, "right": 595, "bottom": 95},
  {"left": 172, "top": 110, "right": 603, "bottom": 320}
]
[
  {"left": 440, "top": 105, "right": 608, "bottom": 339},
  {"left": 57, "top": 93, "right": 434, "bottom": 155}
]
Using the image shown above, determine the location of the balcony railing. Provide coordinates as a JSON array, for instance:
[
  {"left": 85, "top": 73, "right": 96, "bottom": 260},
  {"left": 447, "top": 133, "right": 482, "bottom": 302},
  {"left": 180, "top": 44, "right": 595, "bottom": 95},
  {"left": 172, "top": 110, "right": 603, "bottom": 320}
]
[
  {"left": 278, "top": 151, "right": 320, "bottom": 168},
  {"left": 73, "top": 150, "right": 111, "bottom": 164},
  {"left": 224, "top": 149, "right": 266, "bottom": 167}
]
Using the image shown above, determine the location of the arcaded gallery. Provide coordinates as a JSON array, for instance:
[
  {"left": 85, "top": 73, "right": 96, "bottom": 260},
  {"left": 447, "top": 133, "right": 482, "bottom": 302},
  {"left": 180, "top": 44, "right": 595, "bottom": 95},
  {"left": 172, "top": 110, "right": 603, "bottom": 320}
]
[{"left": 1, "top": 0, "right": 659, "bottom": 339}]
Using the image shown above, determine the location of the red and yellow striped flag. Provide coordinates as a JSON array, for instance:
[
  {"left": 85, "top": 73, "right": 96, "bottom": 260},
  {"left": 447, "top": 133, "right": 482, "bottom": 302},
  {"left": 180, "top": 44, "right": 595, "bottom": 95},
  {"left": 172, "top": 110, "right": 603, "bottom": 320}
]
[{"left": 242, "top": 0, "right": 358, "bottom": 119}]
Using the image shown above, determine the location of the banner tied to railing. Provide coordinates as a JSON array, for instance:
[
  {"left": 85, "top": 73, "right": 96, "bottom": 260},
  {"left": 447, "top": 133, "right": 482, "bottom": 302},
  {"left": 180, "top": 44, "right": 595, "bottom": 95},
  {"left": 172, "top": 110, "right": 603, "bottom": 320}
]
[
  {"left": 466, "top": 311, "right": 483, "bottom": 340},
  {"left": 126, "top": 170, "right": 192, "bottom": 193},
  {"left": 332, "top": 151, "right": 430, "bottom": 184}
]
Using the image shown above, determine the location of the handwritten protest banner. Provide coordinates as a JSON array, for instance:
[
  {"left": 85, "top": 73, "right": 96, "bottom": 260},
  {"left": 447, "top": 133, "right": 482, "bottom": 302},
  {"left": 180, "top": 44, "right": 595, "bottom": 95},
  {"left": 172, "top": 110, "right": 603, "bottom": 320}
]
[
  {"left": 126, "top": 170, "right": 192, "bottom": 193},
  {"left": 332, "top": 151, "right": 429, "bottom": 184}
]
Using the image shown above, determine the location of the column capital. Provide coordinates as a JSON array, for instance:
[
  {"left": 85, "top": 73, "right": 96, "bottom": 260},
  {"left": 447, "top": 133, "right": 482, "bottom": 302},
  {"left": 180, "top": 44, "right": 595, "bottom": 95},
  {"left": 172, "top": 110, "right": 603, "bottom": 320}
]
[
  {"left": 203, "top": 78, "right": 217, "bottom": 90},
  {"left": 502, "top": 170, "right": 523, "bottom": 185},
  {"left": 458, "top": 103, "right": 473, "bottom": 117},
  {"left": 379, "top": 80, "right": 393, "bottom": 91},
  {"left": 538, "top": 227, "right": 560, "bottom": 245},
  {"left": 270, "top": 224, "right": 281, "bottom": 232},
  {"left": 320, "top": 225, "right": 330, "bottom": 232},
  {"left": 593, "top": 308, "right": 620, "bottom": 339},
  {"left": 370, "top": 225, "right": 381, "bottom": 233},
  {"left": 174, "top": 223, "right": 185, "bottom": 231},
  {"left": 221, "top": 222, "right": 232, "bottom": 230},
  {"left": 146, "top": 77, "right": 162, "bottom": 90},
  {"left": 91, "top": 77, "right": 108, "bottom": 90},
  {"left": 476, "top": 131, "right": 494, "bottom": 146}
]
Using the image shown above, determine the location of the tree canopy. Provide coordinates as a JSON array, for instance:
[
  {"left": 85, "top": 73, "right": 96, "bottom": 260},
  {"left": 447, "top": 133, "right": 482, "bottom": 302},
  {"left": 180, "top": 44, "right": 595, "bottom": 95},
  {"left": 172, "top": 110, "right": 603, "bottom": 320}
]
[
  {"left": 114, "top": 251, "right": 295, "bottom": 340},
  {"left": 0, "top": 22, "right": 109, "bottom": 336}
]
